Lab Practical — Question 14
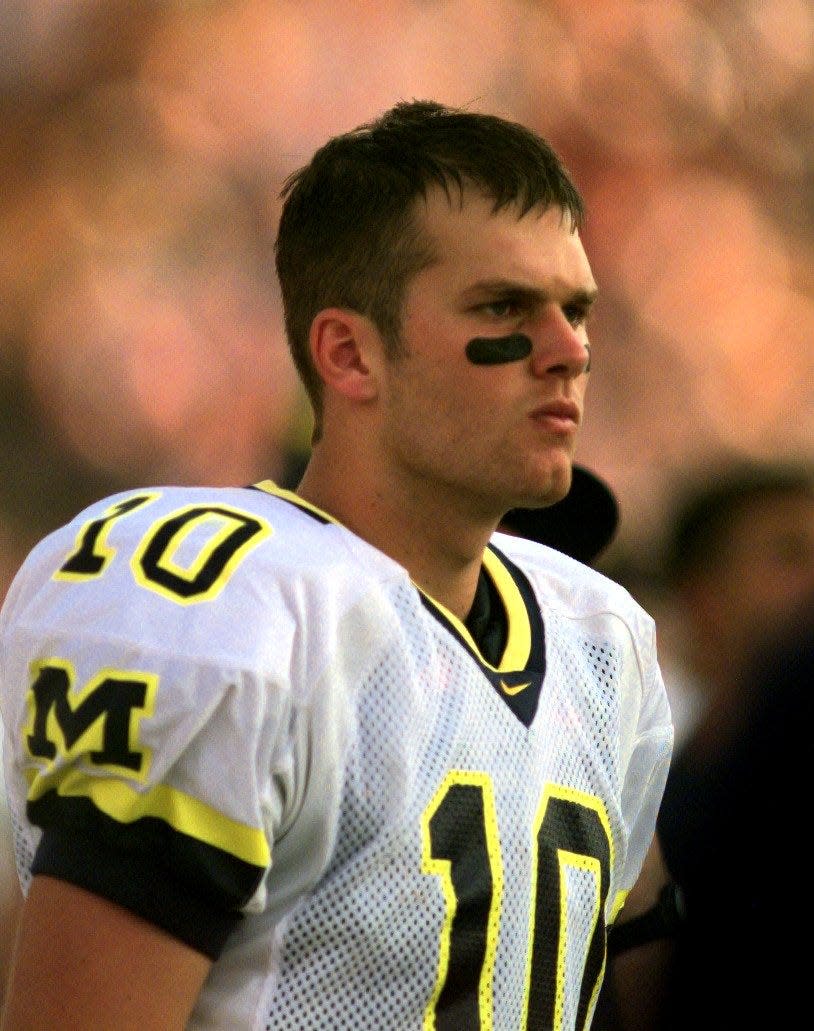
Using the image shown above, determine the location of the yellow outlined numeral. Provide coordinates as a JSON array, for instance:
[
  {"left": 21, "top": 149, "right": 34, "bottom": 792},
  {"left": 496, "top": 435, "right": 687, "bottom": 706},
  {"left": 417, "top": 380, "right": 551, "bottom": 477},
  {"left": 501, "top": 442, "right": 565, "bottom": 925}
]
[
  {"left": 421, "top": 771, "right": 503, "bottom": 1031},
  {"left": 54, "top": 492, "right": 273, "bottom": 605},
  {"left": 55, "top": 494, "right": 159, "bottom": 581},
  {"left": 131, "top": 504, "right": 272, "bottom": 604},
  {"left": 423, "top": 775, "right": 612, "bottom": 1030},
  {"left": 523, "top": 785, "right": 612, "bottom": 1031}
]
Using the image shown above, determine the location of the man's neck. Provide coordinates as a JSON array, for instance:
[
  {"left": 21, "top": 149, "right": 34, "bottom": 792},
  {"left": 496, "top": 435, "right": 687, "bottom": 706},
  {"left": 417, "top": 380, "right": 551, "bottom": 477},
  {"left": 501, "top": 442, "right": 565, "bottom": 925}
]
[{"left": 296, "top": 450, "right": 498, "bottom": 622}]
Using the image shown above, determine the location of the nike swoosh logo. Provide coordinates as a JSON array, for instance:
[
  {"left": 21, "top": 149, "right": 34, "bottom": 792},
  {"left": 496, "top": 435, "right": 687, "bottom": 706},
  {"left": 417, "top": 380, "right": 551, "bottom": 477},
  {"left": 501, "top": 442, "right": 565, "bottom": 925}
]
[{"left": 500, "top": 679, "right": 531, "bottom": 696}]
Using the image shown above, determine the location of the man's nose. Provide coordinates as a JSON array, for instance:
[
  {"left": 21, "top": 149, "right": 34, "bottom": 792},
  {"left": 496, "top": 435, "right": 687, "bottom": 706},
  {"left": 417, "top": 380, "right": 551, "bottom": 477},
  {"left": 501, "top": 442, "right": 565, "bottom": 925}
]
[{"left": 529, "top": 308, "right": 591, "bottom": 379}]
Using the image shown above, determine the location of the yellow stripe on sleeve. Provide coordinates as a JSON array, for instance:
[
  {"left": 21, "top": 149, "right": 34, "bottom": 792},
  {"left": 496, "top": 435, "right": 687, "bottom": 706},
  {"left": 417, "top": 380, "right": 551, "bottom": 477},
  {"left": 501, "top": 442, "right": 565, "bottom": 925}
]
[{"left": 26, "top": 766, "right": 270, "bottom": 868}]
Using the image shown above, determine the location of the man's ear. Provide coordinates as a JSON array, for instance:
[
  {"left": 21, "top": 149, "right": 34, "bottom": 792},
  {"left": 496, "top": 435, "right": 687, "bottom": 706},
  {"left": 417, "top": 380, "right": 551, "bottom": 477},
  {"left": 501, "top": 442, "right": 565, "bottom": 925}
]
[{"left": 309, "top": 308, "right": 379, "bottom": 403}]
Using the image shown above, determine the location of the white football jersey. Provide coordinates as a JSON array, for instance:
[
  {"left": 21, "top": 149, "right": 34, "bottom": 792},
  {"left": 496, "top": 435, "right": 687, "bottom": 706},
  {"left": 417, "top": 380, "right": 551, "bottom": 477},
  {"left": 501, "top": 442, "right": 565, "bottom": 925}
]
[{"left": 0, "top": 482, "right": 672, "bottom": 1030}]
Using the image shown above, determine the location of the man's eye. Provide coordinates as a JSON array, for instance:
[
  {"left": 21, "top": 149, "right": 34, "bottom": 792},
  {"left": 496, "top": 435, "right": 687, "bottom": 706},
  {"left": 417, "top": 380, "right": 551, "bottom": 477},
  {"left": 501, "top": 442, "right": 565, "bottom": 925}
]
[
  {"left": 563, "top": 305, "right": 590, "bottom": 328},
  {"left": 564, "top": 305, "right": 589, "bottom": 325},
  {"left": 482, "top": 299, "right": 518, "bottom": 318}
]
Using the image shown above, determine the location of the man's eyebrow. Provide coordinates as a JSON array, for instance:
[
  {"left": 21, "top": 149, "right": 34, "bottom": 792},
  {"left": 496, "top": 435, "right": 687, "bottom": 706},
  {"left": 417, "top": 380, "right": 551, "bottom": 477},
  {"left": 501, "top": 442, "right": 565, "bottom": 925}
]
[
  {"left": 461, "top": 279, "right": 599, "bottom": 306},
  {"left": 566, "top": 287, "right": 599, "bottom": 309}
]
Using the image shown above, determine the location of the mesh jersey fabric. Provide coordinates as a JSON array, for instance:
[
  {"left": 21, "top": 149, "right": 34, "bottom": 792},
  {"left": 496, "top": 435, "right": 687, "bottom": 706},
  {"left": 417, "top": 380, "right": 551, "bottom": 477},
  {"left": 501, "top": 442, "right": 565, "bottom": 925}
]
[{"left": 0, "top": 482, "right": 672, "bottom": 1030}]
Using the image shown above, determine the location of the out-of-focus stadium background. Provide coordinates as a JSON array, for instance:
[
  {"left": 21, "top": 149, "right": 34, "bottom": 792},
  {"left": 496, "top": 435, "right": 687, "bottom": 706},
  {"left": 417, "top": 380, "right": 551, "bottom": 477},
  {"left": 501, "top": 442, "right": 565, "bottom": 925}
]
[{"left": 1, "top": 0, "right": 813, "bottom": 598}]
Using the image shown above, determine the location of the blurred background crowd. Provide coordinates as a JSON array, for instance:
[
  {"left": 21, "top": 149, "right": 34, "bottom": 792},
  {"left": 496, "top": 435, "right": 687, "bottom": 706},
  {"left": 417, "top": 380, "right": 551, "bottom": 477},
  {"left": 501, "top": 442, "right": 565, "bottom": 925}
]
[
  {"left": 1, "top": 1, "right": 813, "bottom": 1024},
  {"left": 2, "top": 0, "right": 813, "bottom": 581}
]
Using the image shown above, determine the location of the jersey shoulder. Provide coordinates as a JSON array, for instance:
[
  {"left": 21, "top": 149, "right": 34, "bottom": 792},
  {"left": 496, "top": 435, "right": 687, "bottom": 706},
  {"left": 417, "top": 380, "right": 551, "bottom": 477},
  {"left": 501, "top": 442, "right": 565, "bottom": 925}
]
[
  {"left": 493, "top": 531, "right": 648, "bottom": 622},
  {"left": 0, "top": 483, "right": 406, "bottom": 671},
  {"left": 5, "top": 480, "right": 399, "bottom": 584},
  {"left": 492, "top": 530, "right": 665, "bottom": 697}
]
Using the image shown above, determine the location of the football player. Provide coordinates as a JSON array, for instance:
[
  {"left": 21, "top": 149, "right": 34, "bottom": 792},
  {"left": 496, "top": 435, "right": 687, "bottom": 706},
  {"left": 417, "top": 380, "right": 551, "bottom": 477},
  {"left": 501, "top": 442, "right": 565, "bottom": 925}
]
[{"left": 1, "top": 100, "right": 672, "bottom": 1029}]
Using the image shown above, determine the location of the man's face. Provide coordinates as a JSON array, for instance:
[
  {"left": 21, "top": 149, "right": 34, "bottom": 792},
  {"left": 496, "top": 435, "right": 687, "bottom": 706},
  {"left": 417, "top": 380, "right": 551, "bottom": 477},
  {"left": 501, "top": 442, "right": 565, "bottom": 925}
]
[{"left": 376, "top": 186, "right": 597, "bottom": 517}]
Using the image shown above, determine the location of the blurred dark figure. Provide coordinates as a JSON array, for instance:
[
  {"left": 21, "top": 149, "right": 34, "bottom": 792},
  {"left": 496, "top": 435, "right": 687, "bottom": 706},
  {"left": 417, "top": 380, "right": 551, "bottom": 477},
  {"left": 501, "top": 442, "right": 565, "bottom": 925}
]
[
  {"left": 654, "top": 457, "right": 814, "bottom": 749},
  {"left": 500, "top": 463, "right": 620, "bottom": 566},
  {"left": 653, "top": 459, "right": 814, "bottom": 1029}
]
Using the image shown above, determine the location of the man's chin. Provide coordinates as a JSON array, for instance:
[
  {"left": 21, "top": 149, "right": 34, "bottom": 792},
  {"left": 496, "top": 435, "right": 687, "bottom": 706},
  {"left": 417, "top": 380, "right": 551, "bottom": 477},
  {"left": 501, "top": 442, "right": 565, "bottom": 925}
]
[{"left": 518, "top": 466, "right": 574, "bottom": 509}]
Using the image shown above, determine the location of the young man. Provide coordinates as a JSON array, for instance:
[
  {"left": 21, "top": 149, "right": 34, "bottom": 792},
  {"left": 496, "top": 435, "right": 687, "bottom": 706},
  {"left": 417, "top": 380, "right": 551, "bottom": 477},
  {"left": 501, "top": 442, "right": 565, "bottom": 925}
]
[{"left": 0, "top": 101, "right": 672, "bottom": 1029}]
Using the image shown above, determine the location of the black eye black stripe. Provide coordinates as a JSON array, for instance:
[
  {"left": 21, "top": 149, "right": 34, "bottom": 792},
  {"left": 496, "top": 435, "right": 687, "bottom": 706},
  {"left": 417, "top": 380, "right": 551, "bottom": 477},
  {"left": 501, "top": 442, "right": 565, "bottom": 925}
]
[{"left": 465, "top": 334, "right": 533, "bottom": 365}]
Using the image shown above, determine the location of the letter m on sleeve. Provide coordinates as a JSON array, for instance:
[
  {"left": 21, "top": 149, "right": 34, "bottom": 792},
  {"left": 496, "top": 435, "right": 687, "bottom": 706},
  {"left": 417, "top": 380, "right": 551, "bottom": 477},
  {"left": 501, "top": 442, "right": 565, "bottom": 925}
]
[{"left": 25, "top": 659, "right": 156, "bottom": 780}]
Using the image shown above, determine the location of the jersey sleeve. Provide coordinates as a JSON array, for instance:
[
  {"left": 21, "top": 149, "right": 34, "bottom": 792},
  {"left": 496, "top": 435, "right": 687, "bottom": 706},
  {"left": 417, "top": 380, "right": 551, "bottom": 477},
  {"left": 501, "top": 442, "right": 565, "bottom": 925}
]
[
  {"left": 615, "top": 601, "right": 673, "bottom": 904},
  {"left": 0, "top": 489, "right": 308, "bottom": 959}
]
